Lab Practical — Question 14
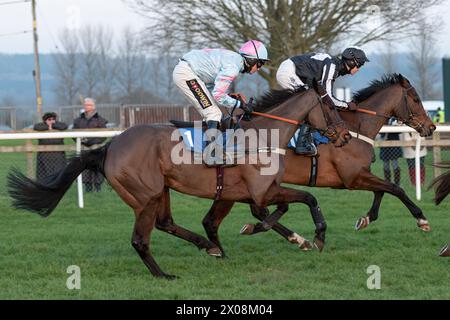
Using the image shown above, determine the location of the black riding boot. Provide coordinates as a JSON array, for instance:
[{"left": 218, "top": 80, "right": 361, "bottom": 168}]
[
  {"left": 295, "top": 124, "right": 317, "bottom": 156},
  {"left": 204, "top": 120, "right": 221, "bottom": 166}
]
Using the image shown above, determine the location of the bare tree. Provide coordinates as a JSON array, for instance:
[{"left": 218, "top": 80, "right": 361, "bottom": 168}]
[
  {"left": 408, "top": 20, "right": 441, "bottom": 100},
  {"left": 116, "top": 27, "right": 151, "bottom": 103},
  {"left": 53, "top": 29, "right": 81, "bottom": 105},
  {"left": 379, "top": 40, "right": 397, "bottom": 74},
  {"left": 128, "top": 0, "right": 442, "bottom": 87},
  {"left": 0, "top": 95, "right": 16, "bottom": 107},
  {"left": 79, "top": 26, "right": 100, "bottom": 98},
  {"left": 96, "top": 26, "right": 117, "bottom": 103}
]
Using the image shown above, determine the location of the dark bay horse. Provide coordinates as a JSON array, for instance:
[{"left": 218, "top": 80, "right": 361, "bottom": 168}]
[
  {"left": 432, "top": 163, "right": 450, "bottom": 205},
  {"left": 431, "top": 162, "right": 450, "bottom": 257},
  {"left": 201, "top": 74, "right": 436, "bottom": 254},
  {"left": 7, "top": 87, "right": 348, "bottom": 279}
]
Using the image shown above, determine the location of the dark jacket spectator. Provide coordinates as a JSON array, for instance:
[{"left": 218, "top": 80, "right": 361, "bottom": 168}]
[
  {"left": 73, "top": 98, "right": 108, "bottom": 192},
  {"left": 379, "top": 118, "right": 402, "bottom": 185},
  {"left": 34, "top": 112, "right": 68, "bottom": 181}
]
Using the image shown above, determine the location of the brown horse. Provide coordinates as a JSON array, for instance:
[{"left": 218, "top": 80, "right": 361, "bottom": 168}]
[
  {"left": 431, "top": 162, "right": 450, "bottom": 257},
  {"left": 7, "top": 86, "right": 348, "bottom": 279},
  {"left": 200, "top": 74, "right": 436, "bottom": 254}
]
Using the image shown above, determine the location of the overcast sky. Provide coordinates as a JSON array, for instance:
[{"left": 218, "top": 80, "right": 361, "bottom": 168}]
[{"left": 0, "top": 0, "right": 449, "bottom": 56}]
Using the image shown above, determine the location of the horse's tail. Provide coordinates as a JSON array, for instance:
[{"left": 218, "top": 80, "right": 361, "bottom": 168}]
[
  {"left": 430, "top": 162, "right": 450, "bottom": 205},
  {"left": 7, "top": 142, "right": 110, "bottom": 217}
]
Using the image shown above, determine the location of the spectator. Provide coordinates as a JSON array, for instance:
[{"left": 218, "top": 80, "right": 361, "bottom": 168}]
[
  {"left": 73, "top": 98, "right": 108, "bottom": 192},
  {"left": 34, "top": 112, "right": 68, "bottom": 181},
  {"left": 379, "top": 118, "right": 402, "bottom": 186},
  {"left": 400, "top": 131, "right": 427, "bottom": 186},
  {"left": 433, "top": 107, "right": 445, "bottom": 124}
]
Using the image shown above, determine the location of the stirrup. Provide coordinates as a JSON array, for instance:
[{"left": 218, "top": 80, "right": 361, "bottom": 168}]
[{"left": 295, "top": 144, "right": 317, "bottom": 157}]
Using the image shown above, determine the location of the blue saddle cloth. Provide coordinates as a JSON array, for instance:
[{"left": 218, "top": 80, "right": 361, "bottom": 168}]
[
  {"left": 179, "top": 128, "right": 330, "bottom": 152},
  {"left": 178, "top": 128, "right": 241, "bottom": 153},
  {"left": 288, "top": 129, "right": 330, "bottom": 149}
]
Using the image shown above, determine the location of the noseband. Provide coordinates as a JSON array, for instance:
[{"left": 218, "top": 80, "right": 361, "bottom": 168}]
[{"left": 395, "top": 86, "right": 426, "bottom": 132}]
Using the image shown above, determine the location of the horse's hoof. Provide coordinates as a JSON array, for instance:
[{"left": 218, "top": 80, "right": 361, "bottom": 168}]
[
  {"left": 207, "top": 247, "right": 223, "bottom": 257},
  {"left": 313, "top": 239, "right": 325, "bottom": 252},
  {"left": 355, "top": 216, "right": 370, "bottom": 231},
  {"left": 161, "top": 273, "right": 179, "bottom": 280},
  {"left": 417, "top": 219, "right": 431, "bottom": 232},
  {"left": 240, "top": 224, "right": 254, "bottom": 235},
  {"left": 288, "top": 233, "right": 307, "bottom": 245},
  {"left": 439, "top": 244, "right": 450, "bottom": 257},
  {"left": 299, "top": 240, "right": 314, "bottom": 251}
]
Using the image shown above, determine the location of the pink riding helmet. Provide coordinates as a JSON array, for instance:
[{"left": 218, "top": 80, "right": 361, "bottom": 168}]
[{"left": 239, "top": 40, "right": 270, "bottom": 61}]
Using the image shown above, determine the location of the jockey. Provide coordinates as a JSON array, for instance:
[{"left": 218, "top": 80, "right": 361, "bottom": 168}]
[
  {"left": 276, "top": 46, "right": 369, "bottom": 156},
  {"left": 173, "top": 40, "right": 270, "bottom": 164}
]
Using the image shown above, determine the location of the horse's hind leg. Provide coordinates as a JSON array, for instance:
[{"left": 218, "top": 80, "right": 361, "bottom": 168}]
[
  {"left": 156, "top": 188, "right": 223, "bottom": 257},
  {"left": 132, "top": 198, "right": 177, "bottom": 279},
  {"left": 248, "top": 204, "right": 314, "bottom": 250},
  {"left": 355, "top": 191, "right": 384, "bottom": 231}
]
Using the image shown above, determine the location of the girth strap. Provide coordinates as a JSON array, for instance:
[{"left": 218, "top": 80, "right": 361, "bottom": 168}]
[
  {"left": 308, "top": 156, "right": 319, "bottom": 187},
  {"left": 215, "top": 166, "right": 225, "bottom": 200}
]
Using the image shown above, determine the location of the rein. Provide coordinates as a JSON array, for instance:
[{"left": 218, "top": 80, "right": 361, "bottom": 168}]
[
  {"left": 250, "top": 95, "right": 343, "bottom": 143},
  {"left": 250, "top": 111, "right": 303, "bottom": 125},
  {"left": 250, "top": 95, "right": 323, "bottom": 127},
  {"left": 342, "top": 107, "right": 390, "bottom": 119},
  {"left": 349, "top": 86, "right": 423, "bottom": 130}
]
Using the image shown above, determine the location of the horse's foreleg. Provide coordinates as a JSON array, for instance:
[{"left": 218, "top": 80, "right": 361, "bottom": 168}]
[
  {"left": 353, "top": 171, "right": 430, "bottom": 232},
  {"left": 156, "top": 188, "right": 222, "bottom": 257},
  {"left": 240, "top": 203, "right": 289, "bottom": 235},
  {"left": 355, "top": 191, "right": 384, "bottom": 231},
  {"left": 245, "top": 186, "right": 327, "bottom": 251},
  {"left": 249, "top": 204, "right": 313, "bottom": 249},
  {"left": 202, "top": 200, "right": 235, "bottom": 258}
]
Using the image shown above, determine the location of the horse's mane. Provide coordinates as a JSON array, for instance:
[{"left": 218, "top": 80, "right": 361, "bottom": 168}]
[
  {"left": 254, "top": 86, "right": 309, "bottom": 112},
  {"left": 353, "top": 73, "right": 405, "bottom": 103},
  {"left": 431, "top": 162, "right": 450, "bottom": 205}
]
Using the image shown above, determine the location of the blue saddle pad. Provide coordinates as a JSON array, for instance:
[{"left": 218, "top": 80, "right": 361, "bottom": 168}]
[
  {"left": 288, "top": 129, "right": 330, "bottom": 149},
  {"left": 179, "top": 128, "right": 330, "bottom": 153},
  {"left": 178, "top": 128, "right": 240, "bottom": 153}
]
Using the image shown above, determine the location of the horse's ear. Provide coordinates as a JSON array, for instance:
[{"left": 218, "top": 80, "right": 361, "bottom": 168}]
[{"left": 398, "top": 73, "right": 410, "bottom": 87}]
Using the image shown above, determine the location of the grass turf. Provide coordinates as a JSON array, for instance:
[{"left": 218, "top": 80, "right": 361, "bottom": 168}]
[{"left": 0, "top": 146, "right": 449, "bottom": 299}]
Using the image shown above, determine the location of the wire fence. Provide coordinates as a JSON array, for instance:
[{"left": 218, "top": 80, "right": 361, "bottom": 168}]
[
  {"left": 0, "top": 126, "right": 449, "bottom": 207},
  {"left": 0, "top": 104, "right": 205, "bottom": 130},
  {"left": 57, "top": 104, "right": 202, "bottom": 129}
]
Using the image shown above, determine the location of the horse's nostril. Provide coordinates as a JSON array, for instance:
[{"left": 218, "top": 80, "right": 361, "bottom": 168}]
[{"left": 430, "top": 124, "right": 436, "bottom": 132}]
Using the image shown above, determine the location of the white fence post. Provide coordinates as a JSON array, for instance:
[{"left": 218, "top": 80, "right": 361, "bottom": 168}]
[
  {"left": 76, "top": 138, "right": 84, "bottom": 209},
  {"left": 415, "top": 136, "right": 421, "bottom": 201}
]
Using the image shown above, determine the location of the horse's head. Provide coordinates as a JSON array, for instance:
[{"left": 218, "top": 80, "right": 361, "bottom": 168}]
[
  {"left": 394, "top": 74, "right": 436, "bottom": 137},
  {"left": 312, "top": 80, "right": 351, "bottom": 147}
]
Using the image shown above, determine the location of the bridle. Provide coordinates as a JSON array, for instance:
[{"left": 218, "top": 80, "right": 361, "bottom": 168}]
[
  {"left": 353, "top": 84, "right": 426, "bottom": 132},
  {"left": 248, "top": 93, "right": 345, "bottom": 143},
  {"left": 396, "top": 86, "right": 426, "bottom": 132}
]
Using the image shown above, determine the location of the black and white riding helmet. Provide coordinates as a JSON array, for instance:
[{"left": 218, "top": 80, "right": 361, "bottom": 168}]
[{"left": 342, "top": 46, "right": 369, "bottom": 69}]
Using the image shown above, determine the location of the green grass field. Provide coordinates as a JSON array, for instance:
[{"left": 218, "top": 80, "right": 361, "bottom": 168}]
[{"left": 0, "top": 145, "right": 449, "bottom": 300}]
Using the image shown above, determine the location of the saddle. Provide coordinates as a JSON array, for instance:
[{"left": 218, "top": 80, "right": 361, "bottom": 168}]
[
  {"left": 170, "top": 117, "right": 242, "bottom": 201},
  {"left": 170, "top": 116, "right": 240, "bottom": 132}
]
